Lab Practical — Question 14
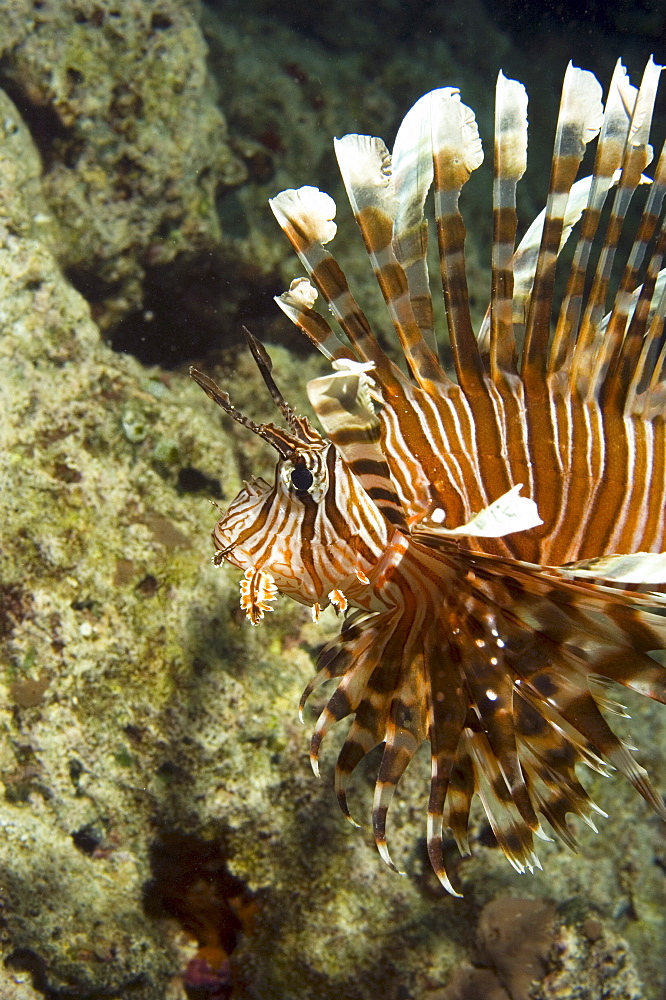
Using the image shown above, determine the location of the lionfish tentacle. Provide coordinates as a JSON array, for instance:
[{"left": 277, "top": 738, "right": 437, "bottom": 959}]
[
  {"left": 334, "top": 132, "right": 445, "bottom": 390},
  {"left": 189, "top": 366, "right": 313, "bottom": 459},
  {"left": 428, "top": 87, "right": 526, "bottom": 513},
  {"left": 306, "top": 360, "right": 408, "bottom": 530},
  {"left": 275, "top": 277, "right": 359, "bottom": 364},
  {"left": 193, "top": 58, "right": 666, "bottom": 895},
  {"left": 645, "top": 275, "right": 666, "bottom": 394},
  {"left": 610, "top": 144, "right": 666, "bottom": 404},
  {"left": 580, "top": 60, "right": 663, "bottom": 365},
  {"left": 516, "top": 68, "right": 605, "bottom": 560},
  {"left": 509, "top": 173, "right": 619, "bottom": 338},
  {"left": 269, "top": 186, "right": 403, "bottom": 388},
  {"left": 522, "top": 64, "right": 604, "bottom": 379},
  {"left": 242, "top": 327, "right": 325, "bottom": 447},
  {"left": 550, "top": 59, "right": 637, "bottom": 374},
  {"left": 489, "top": 70, "right": 528, "bottom": 378},
  {"left": 525, "top": 75, "right": 665, "bottom": 564},
  {"left": 430, "top": 88, "right": 485, "bottom": 391},
  {"left": 595, "top": 81, "right": 664, "bottom": 405},
  {"left": 390, "top": 102, "right": 439, "bottom": 357}
]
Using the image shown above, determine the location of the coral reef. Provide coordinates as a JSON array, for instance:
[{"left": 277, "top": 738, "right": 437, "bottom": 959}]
[
  {"left": 476, "top": 898, "right": 556, "bottom": 1000},
  {"left": 0, "top": 2, "right": 664, "bottom": 999},
  {"left": 0, "top": 0, "right": 245, "bottom": 332},
  {"left": 428, "top": 897, "right": 645, "bottom": 1000}
]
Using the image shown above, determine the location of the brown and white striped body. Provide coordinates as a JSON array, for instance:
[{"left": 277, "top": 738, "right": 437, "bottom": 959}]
[{"left": 192, "top": 58, "right": 666, "bottom": 894}]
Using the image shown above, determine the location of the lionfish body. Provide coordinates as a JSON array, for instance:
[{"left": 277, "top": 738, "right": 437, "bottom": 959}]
[{"left": 192, "top": 59, "right": 666, "bottom": 894}]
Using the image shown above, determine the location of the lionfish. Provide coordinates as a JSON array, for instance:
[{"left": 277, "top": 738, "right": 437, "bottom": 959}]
[{"left": 191, "top": 59, "right": 666, "bottom": 894}]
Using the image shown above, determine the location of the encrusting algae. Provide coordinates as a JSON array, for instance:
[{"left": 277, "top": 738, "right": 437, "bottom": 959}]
[{"left": 192, "top": 58, "right": 666, "bottom": 896}]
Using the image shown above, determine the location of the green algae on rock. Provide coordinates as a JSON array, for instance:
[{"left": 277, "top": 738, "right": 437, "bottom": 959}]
[{"left": 0, "top": 0, "right": 245, "bottom": 331}]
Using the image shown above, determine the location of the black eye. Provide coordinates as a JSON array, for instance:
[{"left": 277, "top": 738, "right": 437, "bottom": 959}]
[{"left": 290, "top": 465, "right": 314, "bottom": 492}]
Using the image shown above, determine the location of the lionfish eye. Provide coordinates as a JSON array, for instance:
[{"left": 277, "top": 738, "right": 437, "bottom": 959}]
[{"left": 290, "top": 465, "right": 314, "bottom": 492}]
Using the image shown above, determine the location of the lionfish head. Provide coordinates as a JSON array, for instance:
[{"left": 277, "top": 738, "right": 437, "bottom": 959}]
[
  {"left": 192, "top": 59, "right": 666, "bottom": 895},
  {"left": 191, "top": 332, "right": 389, "bottom": 621},
  {"left": 190, "top": 330, "right": 336, "bottom": 618}
]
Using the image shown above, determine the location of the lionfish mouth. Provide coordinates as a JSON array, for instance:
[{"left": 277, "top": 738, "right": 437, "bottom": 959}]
[{"left": 193, "top": 58, "right": 666, "bottom": 895}]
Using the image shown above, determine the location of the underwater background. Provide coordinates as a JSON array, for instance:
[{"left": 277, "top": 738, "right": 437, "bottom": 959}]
[{"left": 0, "top": 0, "right": 664, "bottom": 997}]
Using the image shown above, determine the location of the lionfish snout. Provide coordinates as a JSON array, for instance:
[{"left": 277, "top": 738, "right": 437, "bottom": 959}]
[{"left": 211, "top": 478, "right": 273, "bottom": 567}]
